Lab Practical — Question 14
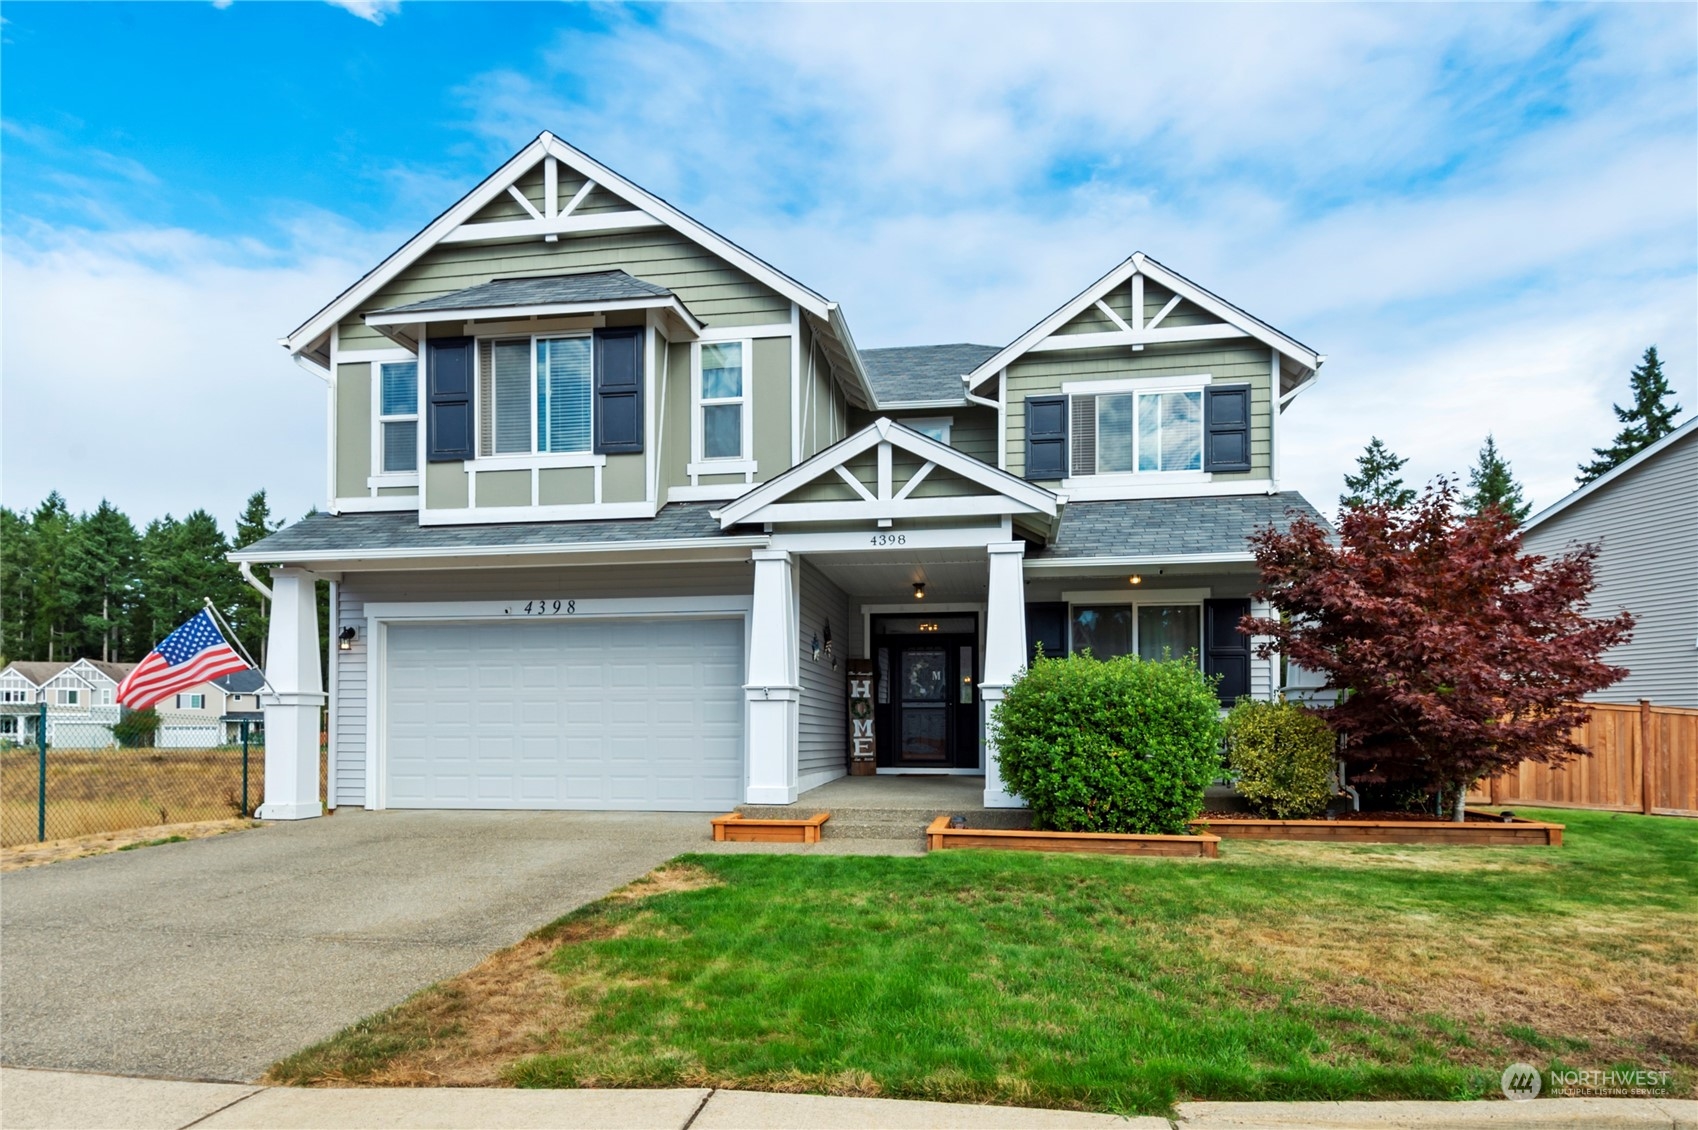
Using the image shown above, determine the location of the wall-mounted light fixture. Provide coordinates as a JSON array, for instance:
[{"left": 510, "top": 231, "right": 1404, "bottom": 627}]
[
  {"left": 912, "top": 582, "right": 926, "bottom": 600},
  {"left": 338, "top": 626, "right": 357, "bottom": 651},
  {"left": 1129, "top": 574, "right": 1143, "bottom": 586}
]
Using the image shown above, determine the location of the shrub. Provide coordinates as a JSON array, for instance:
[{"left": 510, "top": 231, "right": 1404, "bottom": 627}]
[
  {"left": 113, "top": 707, "right": 159, "bottom": 749},
  {"left": 993, "top": 653, "right": 1223, "bottom": 834},
  {"left": 1224, "top": 698, "right": 1338, "bottom": 818}
]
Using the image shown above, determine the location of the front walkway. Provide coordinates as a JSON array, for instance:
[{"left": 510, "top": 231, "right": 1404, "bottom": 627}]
[
  {"left": 0, "top": 809, "right": 711, "bottom": 1082},
  {"left": 6, "top": 1068, "right": 1693, "bottom": 1130}
]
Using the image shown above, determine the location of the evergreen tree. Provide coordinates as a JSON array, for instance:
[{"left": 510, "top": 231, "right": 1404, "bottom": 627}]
[
  {"left": 63, "top": 501, "right": 143, "bottom": 661},
  {"left": 0, "top": 508, "right": 30, "bottom": 660},
  {"left": 28, "top": 494, "right": 75, "bottom": 661},
  {"left": 1340, "top": 437, "right": 1416, "bottom": 512},
  {"left": 1464, "top": 434, "right": 1532, "bottom": 523},
  {"left": 140, "top": 511, "right": 241, "bottom": 644},
  {"left": 1577, "top": 346, "right": 1684, "bottom": 484},
  {"left": 231, "top": 490, "right": 281, "bottom": 665}
]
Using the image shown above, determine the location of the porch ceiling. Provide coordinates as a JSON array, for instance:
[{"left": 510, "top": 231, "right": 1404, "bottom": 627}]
[{"left": 807, "top": 548, "right": 992, "bottom": 603}]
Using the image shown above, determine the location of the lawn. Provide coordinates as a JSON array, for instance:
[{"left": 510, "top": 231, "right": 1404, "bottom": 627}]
[{"left": 270, "top": 808, "right": 1697, "bottom": 1114}]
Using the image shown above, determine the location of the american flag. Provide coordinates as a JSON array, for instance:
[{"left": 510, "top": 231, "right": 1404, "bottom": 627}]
[{"left": 116, "top": 610, "right": 250, "bottom": 710}]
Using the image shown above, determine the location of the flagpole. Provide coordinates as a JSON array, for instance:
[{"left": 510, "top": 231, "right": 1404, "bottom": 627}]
[{"left": 202, "top": 597, "right": 280, "bottom": 698}]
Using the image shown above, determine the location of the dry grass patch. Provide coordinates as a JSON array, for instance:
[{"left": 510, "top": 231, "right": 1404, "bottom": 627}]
[{"left": 0, "top": 818, "right": 254, "bottom": 871}]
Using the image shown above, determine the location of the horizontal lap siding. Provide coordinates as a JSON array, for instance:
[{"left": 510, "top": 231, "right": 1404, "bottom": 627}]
[
  {"left": 1521, "top": 432, "right": 1697, "bottom": 708},
  {"left": 339, "top": 230, "right": 791, "bottom": 349},
  {"left": 333, "top": 562, "right": 755, "bottom": 807},
  {"left": 1005, "top": 343, "right": 1272, "bottom": 479},
  {"left": 797, "top": 560, "right": 851, "bottom": 791}
]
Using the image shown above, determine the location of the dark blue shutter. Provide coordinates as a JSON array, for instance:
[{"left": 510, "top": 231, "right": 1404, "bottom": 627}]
[
  {"left": 1025, "top": 395, "right": 1068, "bottom": 479},
  {"left": 593, "top": 328, "right": 643, "bottom": 455},
  {"left": 426, "top": 336, "right": 474, "bottom": 462},
  {"left": 1024, "top": 602, "right": 1068, "bottom": 667},
  {"left": 1204, "top": 385, "right": 1252, "bottom": 472},
  {"left": 1203, "top": 598, "right": 1252, "bottom": 705}
]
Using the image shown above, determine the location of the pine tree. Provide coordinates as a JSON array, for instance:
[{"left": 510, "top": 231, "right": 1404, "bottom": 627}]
[
  {"left": 27, "top": 494, "right": 75, "bottom": 661},
  {"left": 1464, "top": 434, "right": 1532, "bottom": 523},
  {"left": 0, "top": 508, "right": 31, "bottom": 660},
  {"left": 140, "top": 511, "right": 241, "bottom": 644},
  {"left": 1577, "top": 346, "right": 1684, "bottom": 484},
  {"left": 1340, "top": 437, "right": 1416, "bottom": 511},
  {"left": 63, "top": 501, "right": 143, "bottom": 661},
  {"left": 231, "top": 490, "right": 281, "bottom": 664}
]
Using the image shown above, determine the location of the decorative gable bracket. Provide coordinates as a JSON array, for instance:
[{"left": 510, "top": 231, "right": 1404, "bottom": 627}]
[{"left": 713, "top": 418, "right": 1060, "bottom": 532}]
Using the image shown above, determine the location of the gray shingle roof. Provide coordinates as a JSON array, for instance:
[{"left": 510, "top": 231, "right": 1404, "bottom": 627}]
[
  {"left": 1033, "top": 492, "right": 1329, "bottom": 559},
  {"left": 372, "top": 270, "right": 674, "bottom": 316},
  {"left": 213, "top": 669, "right": 267, "bottom": 694},
  {"left": 233, "top": 504, "right": 736, "bottom": 560},
  {"left": 858, "top": 344, "right": 1000, "bottom": 405}
]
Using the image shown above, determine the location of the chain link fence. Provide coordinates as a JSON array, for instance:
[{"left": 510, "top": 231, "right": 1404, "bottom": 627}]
[{"left": 1, "top": 707, "right": 267, "bottom": 847}]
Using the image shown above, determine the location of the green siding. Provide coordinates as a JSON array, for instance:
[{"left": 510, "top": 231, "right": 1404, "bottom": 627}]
[
  {"left": 846, "top": 405, "right": 998, "bottom": 466},
  {"left": 538, "top": 466, "right": 595, "bottom": 505},
  {"left": 339, "top": 227, "right": 791, "bottom": 348},
  {"left": 603, "top": 453, "right": 646, "bottom": 502},
  {"left": 1006, "top": 342, "right": 1273, "bottom": 479},
  {"left": 752, "top": 336, "right": 791, "bottom": 480},
  {"left": 661, "top": 340, "right": 691, "bottom": 492},
  {"left": 698, "top": 473, "right": 744, "bottom": 487},
  {"left": 475, "top": 469, "right": 530, "bottom": 508},
  {"left": 425, "top": 462, "right": 468, "bottom": 509},
  {"left": 336, "top": 363, "right": 371, "bottom": 498},
  {"left": 375, "top": 486, "right": 417, "bottom": 498},
  {"left": 1055, "top": 280, "right": 1216, "bottom": 337}
]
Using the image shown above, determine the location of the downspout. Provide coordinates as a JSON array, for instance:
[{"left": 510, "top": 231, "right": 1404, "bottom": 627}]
[{"left": 239, "top": 561, "right": 274, "bottom": 601}]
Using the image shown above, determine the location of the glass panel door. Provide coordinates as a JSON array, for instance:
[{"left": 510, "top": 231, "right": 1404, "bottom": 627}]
[{"left": 898, "top": 647, "right": 950, "bottom": 763}]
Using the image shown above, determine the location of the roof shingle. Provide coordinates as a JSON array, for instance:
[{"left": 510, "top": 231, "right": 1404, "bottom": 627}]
[
  {"left": 372, "top": 270, "right": 674, "bottom": 316},
  {"left": 1034, "top": 493, "right": 1329, "bottom": 559},
  {"left": 858, "top": 344, "right": 1000, "bottom": 406}
]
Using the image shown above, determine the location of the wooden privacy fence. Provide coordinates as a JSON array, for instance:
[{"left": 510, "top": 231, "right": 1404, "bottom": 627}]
[{"left": 1467, "top": 701, "right": 1697, "bottom": 817}]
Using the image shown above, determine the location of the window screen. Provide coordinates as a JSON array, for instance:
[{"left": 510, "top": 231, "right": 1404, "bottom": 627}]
[{"left": 536, "top": 337, "right": 592, "bottom": 453}]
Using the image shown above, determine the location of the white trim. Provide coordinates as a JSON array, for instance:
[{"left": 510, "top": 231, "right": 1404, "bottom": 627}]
[
  {"left": 1024, "top": 551, "right": 1255, "bottom": 574},
  {"left": 440, "top": 209, "right": 664, "bottom": 245},
  {"left": 789, "top": 304, "right": 802, "bottom": 466},
  {"left": 505, "top": 184, "right": 544, "bottom": 221},
  {"left": 1060, "top": 374, "right": 1212, "bottom": 395},
  {"left": 333, "top": 494, "right": 418, "bottom": 513},
  {"left": 689, "top": 458, "right": 758, "bottom": 477},
  {"left": 696, "top": 322, "right": 796, "bottom": 341},
  {"left": 336, "top": 346, "right": 416, "bottom": 364},
  {"left": 372, "top": 355, "right": 421, "bottom": 482},
  {"left": 1063, "top": 586, "right": 1212, "bottom": 604},
  {"left": 692, "top": 339, "right": 754, "bottom": 480},
  {"left": 1524, "top": 416, "right": 1697, "bottom": 530},
  {"left": 965, "top": 252, "right": 1321, "bottom": 393},
  {"left": 327, "top": 577, "right": 339, "bottom": 811},
  {"left": 1057, "top": 477, "right": 1275, "bottom": 501},
  {"left": 877, "top": 399, "right": 967, "bottom": 411},
  {"left": 366, "top": 474, "right": 419, "bottom": 489},
  {"left": 1033, "top": 323, "right": 1245, "bottom": 353},
  {"left": 233, "top": 534, "right": 769, "bottom": 568},
  {"left": 368, "top": 295, "right": 703, "bottom": 335},
  {"left": 472, "top": 451, "right": 606, "bottom": 472},
  {"left": 1269, "top": 347, "right": 1281, "bottom": 490},
  {"left": 365, "top": 594, "right": 753, "bottom": 621},
  {"left": 326, "top": 325, "right": 339, "bottom": 514},
  {"left": 418, "top": 501, "right": 655, "bottom": 526},
  {"left": 769, "top": 524, "right": 1010, "bottom": 553}
]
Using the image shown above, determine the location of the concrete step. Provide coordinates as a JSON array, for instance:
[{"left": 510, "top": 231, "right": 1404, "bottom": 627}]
[{"left": 736, "top": 804, "right": 1033, "bottom": 840}]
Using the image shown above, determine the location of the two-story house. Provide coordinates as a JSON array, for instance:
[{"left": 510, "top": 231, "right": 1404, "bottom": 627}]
[{"left": 232, "top": 132, "right": 1326, "bottom": 820}]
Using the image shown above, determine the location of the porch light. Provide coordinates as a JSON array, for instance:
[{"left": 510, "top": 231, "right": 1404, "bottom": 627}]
[
  {"left": 1129, "top": 574, "right": 1143, "bottom": 586},
  {"left": 912, "top": 582, "right": 926, "bottom": 600},
  {"left": 338, "top": 627, "right": 357, "bottom": 651}
]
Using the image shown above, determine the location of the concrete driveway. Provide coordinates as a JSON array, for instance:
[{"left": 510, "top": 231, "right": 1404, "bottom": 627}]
[{"left": 0, "top": 809, "right": 711, "bottom": 1082}]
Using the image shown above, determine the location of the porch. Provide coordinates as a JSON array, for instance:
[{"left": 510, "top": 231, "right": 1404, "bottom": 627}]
[{"left": 739, "top": 772, "right": 1033, "bottom": 842}]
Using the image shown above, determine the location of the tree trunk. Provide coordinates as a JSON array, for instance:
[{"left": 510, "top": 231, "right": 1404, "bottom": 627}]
[
  {"left": 102, "top": 594, "right": 110, "bottom": 662},
  {"left": 1453, "top": 783, "right": 1469, "bottom": 823}
]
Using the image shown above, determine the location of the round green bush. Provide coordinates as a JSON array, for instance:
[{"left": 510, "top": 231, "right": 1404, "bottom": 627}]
[
  {"left": 992, "top": 654, "right": 1224, "bottom": 834},
  {"left": 1223, "top": 698, "right": 1338, "bottom": 818}
]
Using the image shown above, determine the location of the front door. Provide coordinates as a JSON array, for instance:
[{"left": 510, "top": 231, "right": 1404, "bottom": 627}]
[{"left": 872, "top": 615, "right": 979, "bottom": 769}]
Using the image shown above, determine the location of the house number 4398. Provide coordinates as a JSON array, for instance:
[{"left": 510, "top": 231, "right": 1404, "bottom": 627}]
[
  {"left": 868, "top": 533, "right": 907, "bottom": 547},
  {"left": 509, "top": 599, "right": 575, "bottom": 615}
]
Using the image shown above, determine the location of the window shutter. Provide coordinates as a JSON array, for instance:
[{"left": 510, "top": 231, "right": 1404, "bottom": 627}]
[
  {"left": 426, "top": 336, "right": 474, "bottom": 462},
  {"left": 1024, "top": 602, "right": 1068, "bottom": 667},
  {"left": 1203, "top": 598, "right": 1252, "bottom": 705},
  {"left": 1070, "top": 395, "right": 1097, "bottom": 476},
  {"left": 1024, "top": 395, "right": 1068, "bottom": 479},
  {"left": 593, "top": 327, "right": 644, "bottom": 455},
  {"left": 1203, "top": 385, "right": 1252, "bottom": 473}
]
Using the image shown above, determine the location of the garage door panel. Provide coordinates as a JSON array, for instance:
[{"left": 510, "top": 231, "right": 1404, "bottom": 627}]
[{"left": 385, "top": 617, "right": 744, "bottom": 810}]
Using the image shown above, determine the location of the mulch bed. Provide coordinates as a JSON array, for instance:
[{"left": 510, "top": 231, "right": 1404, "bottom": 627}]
[{"left": 1200, "top": 810, "right": 1507, "bottom": 823}]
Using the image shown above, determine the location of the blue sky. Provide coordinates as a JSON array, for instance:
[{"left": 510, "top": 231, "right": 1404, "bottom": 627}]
[{"left": 3, "top": 1, "right": 1694, "bottom": 529}]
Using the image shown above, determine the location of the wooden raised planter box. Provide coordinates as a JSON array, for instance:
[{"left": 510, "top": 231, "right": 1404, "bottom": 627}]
[
  {"left": 711, "top": 812, "right": 830, "bottom": 843},
  {"left": 1188, "top": 811, "right": 1563, "bottom": 846},
  {"left": 926, "top": 816, "right": 1219, "bottom": 858}
]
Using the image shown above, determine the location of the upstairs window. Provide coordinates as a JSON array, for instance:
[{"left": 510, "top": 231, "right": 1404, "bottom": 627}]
[
  {"left": 378, "top": 361, "right": 419, "bottom": 473},
  {"left": 480, "top": 335, "right": 593, "bottom": 457},
  {"left": 175, "top": 693, "right": 206, "bottom": 710},
  {"left": 53, "top": 688, "right": 80, "bottom": 706},
  {"left": 0, "top": 688, "right": 29, "bottom": 704},
  {"left": 699, "top": 342, "right": 746, "bottom": 460},
  {"left": 1063, "top": 386, "right": 1210, "bottom": 477}
]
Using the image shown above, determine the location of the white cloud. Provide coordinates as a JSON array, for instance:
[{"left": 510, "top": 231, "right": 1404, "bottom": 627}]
[{"left": 326, "top": 0, "right": 398, "bottom": 26}]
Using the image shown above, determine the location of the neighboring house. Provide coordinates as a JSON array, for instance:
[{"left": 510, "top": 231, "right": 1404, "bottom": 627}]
[
  {"left": 0, "top": 659, "right": 245, "bottom": 748},
  {"left": 1521, "top": 417, "right": 1698, "bottom": 708},
  {"left": 213, "top": 669, "right": 267, "bottom": 742},
  {"left": 232, "top": 131, "right": 1328, "bottom": 819}
]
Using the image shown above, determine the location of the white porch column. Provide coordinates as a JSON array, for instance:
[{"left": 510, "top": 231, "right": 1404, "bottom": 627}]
[
  {"left": 257, "top": 568, "right": 325, "bottom": 820},
  {"left": 982, "top": 541, "right": 1028, "bottom": 808},
  {"left": 745, "top": 549, "right": 800, "bottom": 804}
]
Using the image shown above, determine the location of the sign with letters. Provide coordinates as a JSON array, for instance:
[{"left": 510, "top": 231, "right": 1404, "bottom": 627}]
[{"left": 847, "top": 659, "right": 876, "bottom": 775}]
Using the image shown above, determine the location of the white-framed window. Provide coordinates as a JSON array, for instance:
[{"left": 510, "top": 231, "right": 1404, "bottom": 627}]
[
  {"left": 697, "top": 340, "right": 748, "bottom": 462},
  {"left": 0, "top": 716, "right": 17, "bottom": 736},
  {"left": 0, "top": 689, "right": 29, "bottom": 704},
  {"left": 377, "top": 360, "right": 419, "bottom": 474},
  {"left": 1069, "top": 601, "right": 1203, "bottom": 665},
  {"left": 53, "top": 688, "right": 80, "bottom": 706},
  {"left": 905, "top": 416, "right": 953, "bottom": 444},
  {"left": 175, "top": 693, "right": 206, "bottom": 710},
  {"left": 478, "top": 334, "right": 594, "bottom": 458},
  {"left": 1091, "top": 389, "right": 1202, "bottom": 474}
]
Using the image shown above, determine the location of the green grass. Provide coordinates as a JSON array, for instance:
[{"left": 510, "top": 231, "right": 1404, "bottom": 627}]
[
  {"left": 116, "top": 834, "right": 189, "bottom": 851},
  {"left": 271, "top": 808, "right": 1697, "bottom": 1114}
]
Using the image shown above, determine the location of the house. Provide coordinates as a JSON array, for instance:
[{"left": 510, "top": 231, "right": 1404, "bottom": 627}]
[
  {"left": 1521, "top": 417, "right": 1697, "bottom": 708},
  {"left": 213, "top": 669, "right": 267, "bottom": 743},
  {"left": 0, "top": 659, "right": 249, "bottom": 748},
  {"left": 231, "top": 131, "right": 1327, "bottom": 820}
]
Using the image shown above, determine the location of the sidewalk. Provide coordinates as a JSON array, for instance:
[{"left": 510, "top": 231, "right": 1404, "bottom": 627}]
[{"left": 2, "top": 1068, "right": 1693, "bottom": 1130}]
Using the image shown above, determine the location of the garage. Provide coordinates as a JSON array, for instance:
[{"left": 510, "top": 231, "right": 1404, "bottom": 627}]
[{"left": 382, "top": 617, "right": 744, "bottom": 810}]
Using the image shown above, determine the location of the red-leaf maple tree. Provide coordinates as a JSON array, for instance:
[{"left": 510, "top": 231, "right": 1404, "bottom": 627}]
[{"left": 1244, "top": 480, "right": 1634, "bottom": 819}]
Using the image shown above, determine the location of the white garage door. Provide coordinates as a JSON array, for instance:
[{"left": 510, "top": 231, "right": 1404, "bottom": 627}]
[{"left": 384, "top": 617, "right": 744, "bottom": 810}]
